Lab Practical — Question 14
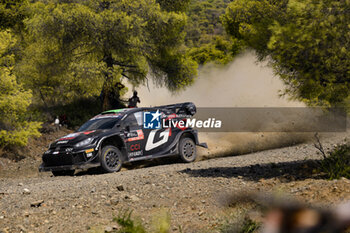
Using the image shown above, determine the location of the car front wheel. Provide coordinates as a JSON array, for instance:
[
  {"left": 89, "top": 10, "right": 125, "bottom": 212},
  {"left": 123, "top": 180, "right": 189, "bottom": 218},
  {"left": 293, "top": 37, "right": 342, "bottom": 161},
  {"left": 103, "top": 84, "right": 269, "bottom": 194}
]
[
  {"left": 179, "top": 137, "right": 197, "bottom": 163},
  {"left": 100, "top": 145, "right": 122, "bottom": 173}
]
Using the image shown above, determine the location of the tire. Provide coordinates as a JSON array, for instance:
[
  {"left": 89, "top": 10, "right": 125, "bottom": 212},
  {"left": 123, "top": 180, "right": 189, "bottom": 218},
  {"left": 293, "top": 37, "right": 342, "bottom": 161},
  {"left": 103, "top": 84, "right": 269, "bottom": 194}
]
[
  {"left": 178, "top": 137, "right": 197, "bottom": 163},
  {"left": 100, "top": 145, "right": 123, "bottom": 173},
  {"left": 52, "top": 170, "right": 75, "bottom": 176}
]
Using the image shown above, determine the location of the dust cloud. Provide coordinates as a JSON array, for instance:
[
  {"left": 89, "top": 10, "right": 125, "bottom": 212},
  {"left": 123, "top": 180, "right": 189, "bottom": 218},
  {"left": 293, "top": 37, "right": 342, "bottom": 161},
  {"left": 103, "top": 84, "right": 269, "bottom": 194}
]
[
  {"left": 129, "top": 52, "right": 303, "bottom": 108},
  {"left": 126, "top": 51, "right": 312, "bottom": 159}
]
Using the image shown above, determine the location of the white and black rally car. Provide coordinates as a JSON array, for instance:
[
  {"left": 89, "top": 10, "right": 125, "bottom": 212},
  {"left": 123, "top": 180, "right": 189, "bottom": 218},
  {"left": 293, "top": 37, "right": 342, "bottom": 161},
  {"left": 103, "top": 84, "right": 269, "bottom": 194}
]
[{"left": 39, "top": 102, "right": 207, "bottom": 176}]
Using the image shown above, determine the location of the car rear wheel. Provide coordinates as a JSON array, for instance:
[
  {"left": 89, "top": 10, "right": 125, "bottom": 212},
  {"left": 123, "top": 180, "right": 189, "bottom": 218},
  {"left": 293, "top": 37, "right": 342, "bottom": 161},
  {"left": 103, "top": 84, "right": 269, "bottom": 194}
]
[
  {"left": 100, "top": 145, "right": 122, "bottom": 173},
  {"left": 52, "top": 170, "right": 75, "bottom": 176},
  {"left": 179, "top": 137, "right": 197, "bottom": 163}
]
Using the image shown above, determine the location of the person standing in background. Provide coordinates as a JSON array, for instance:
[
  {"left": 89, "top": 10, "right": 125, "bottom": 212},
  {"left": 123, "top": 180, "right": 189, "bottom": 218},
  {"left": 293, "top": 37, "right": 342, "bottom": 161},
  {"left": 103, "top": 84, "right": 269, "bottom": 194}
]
[
  {"left": 128, "top": 90, "right": 140, "bottom": 108},
  {"left": 54, "top": 116, "right": 60, "bottom": 131}
]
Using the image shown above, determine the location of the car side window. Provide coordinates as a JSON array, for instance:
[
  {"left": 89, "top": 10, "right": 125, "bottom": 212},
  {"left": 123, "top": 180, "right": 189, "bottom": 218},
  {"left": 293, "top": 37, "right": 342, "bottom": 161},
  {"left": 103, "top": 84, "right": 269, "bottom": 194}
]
[
  {"left": 134, "top": 112, "right": 143, "bottom": 126},
  {"left": 123, "top": 114, "right": 139, "bottom": 128}
]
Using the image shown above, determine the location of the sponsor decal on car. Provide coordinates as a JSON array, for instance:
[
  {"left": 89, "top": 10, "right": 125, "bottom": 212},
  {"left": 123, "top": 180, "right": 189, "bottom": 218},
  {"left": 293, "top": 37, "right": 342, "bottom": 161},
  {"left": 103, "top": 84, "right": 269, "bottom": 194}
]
[
  {"left": 126, "top": 131, "right": 138, "bottom": 138},
  {"left": 57, "top": 140, "right": 69, "bottom": 144},
  {"left": 126, "top": 129, "right": 144, "bottom": 142},
  {"left": 58, "top": 130, "right": 96, "bottom": 141},
  {"left": 58, "top": 136, "right": 76, "bottom": 141},
  {"left": 85, "top": 148, "right": 94, "bottom": 153},
  {"left": 145, "top": 128, "right": 170, "bottom": 151},
  {"left": 83, "top": 130, "right": 95, "bottom": 135},
  {"left": 58, "top": 132, "right": 80, "bottom": 141},
  {"left": 130, "top": 144, "right": 140, "bottom": 151},
  {"left": 129, "top": 150, "right": 143, "bottom": 157}
]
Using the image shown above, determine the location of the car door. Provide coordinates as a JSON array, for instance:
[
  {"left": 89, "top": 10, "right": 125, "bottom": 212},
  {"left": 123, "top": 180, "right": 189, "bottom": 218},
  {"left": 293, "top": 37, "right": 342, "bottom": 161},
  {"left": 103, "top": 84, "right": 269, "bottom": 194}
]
[
  {"left": 143, "top": 110, "right": 179, "bottom": 157},
  {"left": 123, "top": 112, "right": 145, "bottom": 160}
]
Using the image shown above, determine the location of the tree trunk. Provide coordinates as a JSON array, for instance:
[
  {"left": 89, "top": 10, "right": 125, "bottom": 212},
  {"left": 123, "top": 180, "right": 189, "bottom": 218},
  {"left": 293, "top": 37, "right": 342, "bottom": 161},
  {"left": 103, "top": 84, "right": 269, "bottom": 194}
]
[{"left": 101, "top": 53, "right": 124, "bottom": 111}]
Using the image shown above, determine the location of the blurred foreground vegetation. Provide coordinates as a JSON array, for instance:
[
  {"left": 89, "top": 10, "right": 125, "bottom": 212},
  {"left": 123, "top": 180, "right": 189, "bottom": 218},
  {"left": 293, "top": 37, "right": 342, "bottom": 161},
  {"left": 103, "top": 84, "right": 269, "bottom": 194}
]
[
  {"left": 318, "top": 143, "right": 350, "bottom": 180},
  {"left": 90, "top": 210, "right": 260, "bottom": 233}
]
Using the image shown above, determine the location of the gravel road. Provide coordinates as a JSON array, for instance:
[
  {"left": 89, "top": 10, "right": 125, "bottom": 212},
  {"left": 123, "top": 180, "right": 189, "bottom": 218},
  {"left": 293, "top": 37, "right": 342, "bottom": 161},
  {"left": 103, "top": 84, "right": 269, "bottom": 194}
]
[{"left": 1, "top": 132, "right": 350, "bottom": 233}]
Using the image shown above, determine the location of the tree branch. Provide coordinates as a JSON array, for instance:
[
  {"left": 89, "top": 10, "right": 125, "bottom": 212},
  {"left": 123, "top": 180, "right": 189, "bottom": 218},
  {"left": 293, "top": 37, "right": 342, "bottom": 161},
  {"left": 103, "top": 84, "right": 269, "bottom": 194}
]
[{"left": 314, "top": 132, "right": 327, "bottom": 159}]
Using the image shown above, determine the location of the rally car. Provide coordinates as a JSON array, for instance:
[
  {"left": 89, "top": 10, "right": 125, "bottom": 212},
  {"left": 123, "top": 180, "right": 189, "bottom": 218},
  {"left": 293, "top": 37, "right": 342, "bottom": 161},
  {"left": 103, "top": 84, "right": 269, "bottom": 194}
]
[{"left": 39, "top": 102, "right": 207, "bottom": 176}]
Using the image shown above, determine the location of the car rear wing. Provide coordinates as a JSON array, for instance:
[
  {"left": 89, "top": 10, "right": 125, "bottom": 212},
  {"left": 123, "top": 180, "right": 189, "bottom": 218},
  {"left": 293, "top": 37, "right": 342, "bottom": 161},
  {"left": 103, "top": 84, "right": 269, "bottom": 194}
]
[{"left": 156, "top": 102, "right": 197, "bottom": 116}]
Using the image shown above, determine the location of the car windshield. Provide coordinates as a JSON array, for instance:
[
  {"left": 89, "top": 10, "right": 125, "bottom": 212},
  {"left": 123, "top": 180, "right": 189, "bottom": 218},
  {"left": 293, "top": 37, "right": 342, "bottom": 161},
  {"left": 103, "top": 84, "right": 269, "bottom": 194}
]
[{"left": 77, "top": 117, "right": 121, "bottom": 132}]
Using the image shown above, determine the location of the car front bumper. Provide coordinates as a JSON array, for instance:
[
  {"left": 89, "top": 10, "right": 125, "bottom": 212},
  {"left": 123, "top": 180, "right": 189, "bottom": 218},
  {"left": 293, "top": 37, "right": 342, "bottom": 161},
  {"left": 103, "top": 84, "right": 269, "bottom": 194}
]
[
  {"left": 39, "top": 162, "right": 99, "bottom": 172},
  {"left": 40, "top": 147, "right": 99, "bottom": 172}
]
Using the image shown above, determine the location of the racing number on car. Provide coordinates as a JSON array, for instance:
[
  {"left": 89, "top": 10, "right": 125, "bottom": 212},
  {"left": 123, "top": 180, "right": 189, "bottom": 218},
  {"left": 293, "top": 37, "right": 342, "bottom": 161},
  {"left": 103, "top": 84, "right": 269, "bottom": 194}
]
[{"left": 145, "top": 129, "right": 170, "bottom": 151}]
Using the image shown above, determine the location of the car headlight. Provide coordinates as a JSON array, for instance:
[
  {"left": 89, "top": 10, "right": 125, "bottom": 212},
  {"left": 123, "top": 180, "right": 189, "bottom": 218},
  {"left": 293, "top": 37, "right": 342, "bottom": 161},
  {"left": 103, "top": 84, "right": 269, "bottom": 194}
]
[{"left": 75, "top": 138, "right": 93, "bottom": 148}]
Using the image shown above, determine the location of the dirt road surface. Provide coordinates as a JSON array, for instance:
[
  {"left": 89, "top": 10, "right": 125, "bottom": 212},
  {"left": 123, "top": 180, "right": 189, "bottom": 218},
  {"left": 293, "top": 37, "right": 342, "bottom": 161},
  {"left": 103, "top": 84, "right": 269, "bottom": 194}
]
[{"left": 1, "top": 132, "right": 350, "bottom": 233}]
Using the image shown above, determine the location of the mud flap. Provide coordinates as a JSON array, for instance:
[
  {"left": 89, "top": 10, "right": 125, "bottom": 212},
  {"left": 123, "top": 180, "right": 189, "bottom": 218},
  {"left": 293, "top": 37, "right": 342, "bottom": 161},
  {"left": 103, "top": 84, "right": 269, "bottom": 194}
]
[{"left": 198, "top": 142, "right": 208, "bottom": 148}]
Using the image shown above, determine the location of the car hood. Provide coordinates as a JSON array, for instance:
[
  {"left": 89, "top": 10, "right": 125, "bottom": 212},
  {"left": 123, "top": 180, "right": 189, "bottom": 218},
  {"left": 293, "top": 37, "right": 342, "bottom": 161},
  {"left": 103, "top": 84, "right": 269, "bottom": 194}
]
[{"left": 50, "top": 130, "right": 106, "bottom": 148}]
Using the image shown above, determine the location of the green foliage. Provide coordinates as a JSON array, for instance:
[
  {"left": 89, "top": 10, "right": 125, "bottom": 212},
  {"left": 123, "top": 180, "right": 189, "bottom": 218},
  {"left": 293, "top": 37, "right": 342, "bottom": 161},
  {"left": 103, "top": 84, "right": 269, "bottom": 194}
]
[
  {"left": 185, "top": 0, "right": 239, "bottom": 65},
  {"left": 0, "top": 0, "right": 28, "bottom": 30},
  {"left": 188, "top": 36, "right": 240, "bottom": 65},
  {"left": 48, "top": 97, "right": 102, "bottom": 128},
  {"left": 151, "top": 210, "right": 170, "bottom": 233},
  {"left": 319, "top": 144, "right": 350, "bottom": 180},
  {"left": 223, "top": 0, "right": 350, "bottom": 107},
  {"left": 185, "top": 0, "right": 231, "bottom": 47},
  {"left": 103, "top": 210, "right": 171, "bottom": 233},
  {"left": 238, "top": 219, "right": 260, "bottom": 233},
  {"left": 113, "top": 211, "right": 146, "bottom": 233},
  {"left": 15, "top": 0, "right": 197, "bottom": 107},
  {"left": 223, "top": 0, "right": 287, "bottom": 59},
  {"left": 220, "top": 218, "right": 260, "bottom": 233},
  {"left": 156, "top": 0, "right": 190, "bottom": 12},
  {"left": 0, "top": 30, "right": 41, "bottom": 149}
]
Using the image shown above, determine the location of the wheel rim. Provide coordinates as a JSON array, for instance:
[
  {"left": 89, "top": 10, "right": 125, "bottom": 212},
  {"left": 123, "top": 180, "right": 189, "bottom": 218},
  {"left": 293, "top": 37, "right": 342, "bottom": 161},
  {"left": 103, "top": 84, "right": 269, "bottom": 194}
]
[
  {"left": 105, "top": 150, "right": 120, "bottom": 169},
  {"left": 182, "top": 141, "right": 195, "bottom": 159}
]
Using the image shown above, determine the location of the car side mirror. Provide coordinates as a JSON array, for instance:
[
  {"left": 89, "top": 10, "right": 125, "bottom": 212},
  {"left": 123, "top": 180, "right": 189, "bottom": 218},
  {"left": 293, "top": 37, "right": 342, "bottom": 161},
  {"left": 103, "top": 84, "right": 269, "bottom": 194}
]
[{"left": 125, "top": 125, "right": 130, "bottom": 132}]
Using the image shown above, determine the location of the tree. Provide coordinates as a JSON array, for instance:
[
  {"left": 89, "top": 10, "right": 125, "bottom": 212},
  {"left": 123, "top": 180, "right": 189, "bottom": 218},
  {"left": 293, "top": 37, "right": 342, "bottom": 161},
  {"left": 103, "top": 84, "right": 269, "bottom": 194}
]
[
  {"left": 0, "top": 30, "right": 41, "bottom": 149},
  {"left": 16, "top": 0, "right": 197, "bottom": 110},
  {"left": 187, "top": 35, "right": 240, "bottom": 65},
  {"left": 0, "top": 0, "right": 28, "bottom": 30},
  {"left": 185, "top": 0, "right": 239, "bottom": 65},
  {"left": 156, "top": 0, "right": 191, "bottom": 12},
  {"left": 223, "top": 0, "right": 350, "bottom": 107}
]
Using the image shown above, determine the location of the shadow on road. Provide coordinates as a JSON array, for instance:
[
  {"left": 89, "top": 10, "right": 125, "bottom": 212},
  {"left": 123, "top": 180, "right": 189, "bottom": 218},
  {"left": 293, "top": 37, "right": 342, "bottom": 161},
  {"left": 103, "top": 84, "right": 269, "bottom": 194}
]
[
  {"left": 74, "top": 157, "right": 182, "bottom": 176},
  {"left": 180, "top": 159, "right": 324, "bottom": 182},
  {"left": 123, "top": 156, "right": 182, "bottom": 170}
]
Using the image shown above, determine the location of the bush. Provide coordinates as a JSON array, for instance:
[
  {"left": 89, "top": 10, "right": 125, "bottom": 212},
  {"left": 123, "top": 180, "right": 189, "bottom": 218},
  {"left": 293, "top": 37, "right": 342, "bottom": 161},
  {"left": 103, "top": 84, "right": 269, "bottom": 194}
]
[
  {"left": 238, "top": 219, "right": 260, "bottom": 233},
  {"left": 0, "top": 30, "right": 41, "bottom": 150},
  {"left": 113, "top": 211, "right": 146, "bottom": 233},
  {"left": 221, "top": 218, "right": 260, "bottom": 233},
  {"left": 319, "top": 144, "right": 350, "bottom": 180}
]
